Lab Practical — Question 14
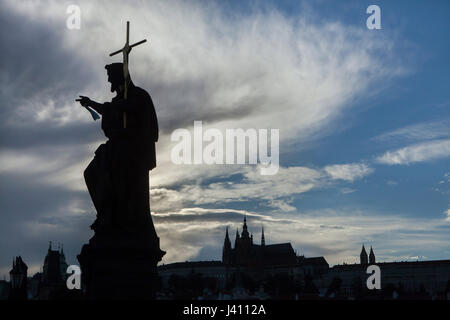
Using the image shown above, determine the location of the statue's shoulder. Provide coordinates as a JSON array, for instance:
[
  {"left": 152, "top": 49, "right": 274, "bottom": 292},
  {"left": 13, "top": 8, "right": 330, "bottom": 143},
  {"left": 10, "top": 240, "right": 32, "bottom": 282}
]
[
  {"left": 132, "top": 86, "right": 155, "bottom": 112},
  {"left": 133, "top": 86, "right": 151, "bottom": 100}
]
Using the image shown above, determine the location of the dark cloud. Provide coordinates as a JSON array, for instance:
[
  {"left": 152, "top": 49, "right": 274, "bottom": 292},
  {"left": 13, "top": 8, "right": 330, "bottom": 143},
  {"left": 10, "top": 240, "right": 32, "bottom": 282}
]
[
  {"left": 0, "top": 1, "right": 102, "bottom": 156},
  {"left": 154, "top": 210, "right": 250, "bottom": 224},
  {"left": 0, "top": 3, "right": 104, "bottom": 275},
  {"left": 151, "top": 78, "right": 261, "bottom": 135},
  {"left": 0, "top": 5, "right": 95, "bottom": 121},
  {"left": 0, "top": 122, "right": 102, "bottom": 149}
]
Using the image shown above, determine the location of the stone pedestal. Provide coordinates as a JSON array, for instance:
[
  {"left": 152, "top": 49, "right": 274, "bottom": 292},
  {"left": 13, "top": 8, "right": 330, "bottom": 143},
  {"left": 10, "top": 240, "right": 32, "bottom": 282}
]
[{"left": 78, "top": 229, "right": 165, "bottom": 299}]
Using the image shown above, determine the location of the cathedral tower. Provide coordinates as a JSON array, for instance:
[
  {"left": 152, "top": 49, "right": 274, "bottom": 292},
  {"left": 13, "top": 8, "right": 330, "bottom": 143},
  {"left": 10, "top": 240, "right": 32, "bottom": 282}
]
[
  {"left": 360, "top": 244, "right": 368, "bottom": 265},
  {"left": 261, "top": 226, "right": 265, "bottom": 246},
  {"left": 234, "top": 228, "right": 240, "bottom": 248},
  {"left": 369, "top": 246, "right": 376, "bottom": 264},
  {"left": 222, "top": 227, "right": 232, "bottom": 264}
]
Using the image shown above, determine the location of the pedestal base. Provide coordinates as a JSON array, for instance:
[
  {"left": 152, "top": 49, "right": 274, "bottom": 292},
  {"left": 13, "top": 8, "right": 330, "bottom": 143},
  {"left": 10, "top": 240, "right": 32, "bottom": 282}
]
[{"left": 78, "top": 230, "right": 165, "bottom": 299}]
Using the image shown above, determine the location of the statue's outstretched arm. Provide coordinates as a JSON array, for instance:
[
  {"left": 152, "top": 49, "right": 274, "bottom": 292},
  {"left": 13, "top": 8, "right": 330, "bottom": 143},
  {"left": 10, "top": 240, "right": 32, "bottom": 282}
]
[{"left": 76, "top": 96, "right": 105, "bottom": 115}]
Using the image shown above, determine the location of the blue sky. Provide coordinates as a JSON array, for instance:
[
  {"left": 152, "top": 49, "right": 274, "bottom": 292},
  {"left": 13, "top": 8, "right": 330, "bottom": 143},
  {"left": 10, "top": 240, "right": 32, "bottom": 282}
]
[
  {"left": 0, "top": 0, "right": 449, "bottom": 277},
  {"left": 292, "top": 0, "right": 450, "bottom": 219}
]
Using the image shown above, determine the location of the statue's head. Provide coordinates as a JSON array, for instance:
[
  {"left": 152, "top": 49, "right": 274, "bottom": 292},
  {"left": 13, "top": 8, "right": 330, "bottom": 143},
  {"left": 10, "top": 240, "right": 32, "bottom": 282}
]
[{"left": 105, "top": 63, "right": 126, "bottom": 93}]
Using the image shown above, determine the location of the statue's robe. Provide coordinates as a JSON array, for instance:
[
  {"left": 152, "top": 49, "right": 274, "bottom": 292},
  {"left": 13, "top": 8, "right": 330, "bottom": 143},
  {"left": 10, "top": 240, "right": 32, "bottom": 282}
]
[{"left": 84, "top": 84, "right": 158, "bottom": 237}]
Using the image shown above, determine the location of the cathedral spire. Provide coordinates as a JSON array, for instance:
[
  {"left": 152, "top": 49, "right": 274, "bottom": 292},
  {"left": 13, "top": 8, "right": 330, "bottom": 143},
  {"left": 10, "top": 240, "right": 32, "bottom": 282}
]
[
  {"left": 360, "top": 244, "right": 368, "bottom": 265},
  {"left": 224, "top": 227, "right": 231, "bottom": 250},
  {"left": 241, "top": 215, "right": 250, "bottom": 239},
  {"left": 369, "top": 246, "right": 375, "bottom": 264},
  {"left": 222, "top": 227, "right": 232, "bottom": 264},
  {"left": 261, "top": 226, "right": 265, "bottom": 246}
]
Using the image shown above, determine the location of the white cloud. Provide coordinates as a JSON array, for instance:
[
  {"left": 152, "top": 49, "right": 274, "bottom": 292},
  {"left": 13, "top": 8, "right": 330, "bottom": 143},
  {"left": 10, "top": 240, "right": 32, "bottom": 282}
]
[
  {"left": 153, "top": 207, "right": 450, "bottom": 265},
  {"left": 340, "top": 188, "right": 356, "bottom": 194},
  {"left": 376, "top": 139, "right": 450, "bottom": 165},
  {"left": 0, "top": 0, "right": 394, "bottom": 214},
  {"left": 386, "top": 180, "right": 399, "bottom": 186},
  {"left": 4, "top": 0, "right": 401, "bottom": 178},
  {"left": 0, "top": 0, "right": 409, "bottom": 271},
  {"left": 0, "top": 146, "right": 92, "bottom": 191},
  {"left": 324, "top": 163, "right": 373, "bottom": 182},
  {"left": 267, "top": 199, "right": 296, "bottom": 212},
  {"left": 150, "top": 162, "right": 373, "bottom": 213},
  {"left": 374, "top": 119, "right": 450, "bottom": 143},
  {"left": 150, "top": 165, "right": 324, "bottom": 212}
]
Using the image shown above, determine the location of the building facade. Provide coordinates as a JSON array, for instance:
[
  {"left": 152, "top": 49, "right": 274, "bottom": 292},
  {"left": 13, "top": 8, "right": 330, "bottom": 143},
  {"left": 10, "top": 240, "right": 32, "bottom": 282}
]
[
  {"left": 320, "top": 246, "right": 450, "bottom": 299},
  {"left": 158, "top": 217, "right": 329, "bottom": 296}
]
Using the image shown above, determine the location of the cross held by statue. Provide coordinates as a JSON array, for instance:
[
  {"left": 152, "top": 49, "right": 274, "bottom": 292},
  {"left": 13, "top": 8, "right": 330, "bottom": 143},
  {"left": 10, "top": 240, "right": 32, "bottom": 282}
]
[{"left": 109, "top": 21, "right": 147, "bottom": 128}]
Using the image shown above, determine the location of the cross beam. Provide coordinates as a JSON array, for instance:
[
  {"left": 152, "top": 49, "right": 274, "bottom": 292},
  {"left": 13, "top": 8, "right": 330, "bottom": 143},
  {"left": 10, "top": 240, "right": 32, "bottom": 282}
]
[{"left": 109, "top": 21, "right": 147, "bottom": 128}]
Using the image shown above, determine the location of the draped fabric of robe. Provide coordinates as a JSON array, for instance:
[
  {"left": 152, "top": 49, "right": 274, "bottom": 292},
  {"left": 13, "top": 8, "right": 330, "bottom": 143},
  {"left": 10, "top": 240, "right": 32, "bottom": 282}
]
[{"left": 84, "top": 84, "right": 158, "bottom": 236}]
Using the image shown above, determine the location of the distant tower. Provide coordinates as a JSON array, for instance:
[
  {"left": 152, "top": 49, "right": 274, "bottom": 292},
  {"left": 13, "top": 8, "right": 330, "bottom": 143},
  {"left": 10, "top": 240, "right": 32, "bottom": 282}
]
[
  {"left": 42, "top": 242, "right": 68, "bottom": 288},
  {"left": 235, "top": 216, "right": 252, "bottom": 266},
  {"left": 261, "top": 226, "right": 265, "bottom": 246},
  {"left": 234, "top": 228, "right": 240, "bottom": 248},
  {"left": 241, "top": 215, "right": 250, "bottom": 240},
  {"left": 222, "top": 227, "right": 232, "bottom": 264},
  {"left": 360, "top": 245, "right": 368, "bottom": 265},
  {"left": 9, "top": 256, "right": 28, "bottom": 300},
  {"left": 369, "top": 246, "right": 376, "bottom": 264},
  {"left": 59, "top": 244, "right": 68, "bottom": 279}
]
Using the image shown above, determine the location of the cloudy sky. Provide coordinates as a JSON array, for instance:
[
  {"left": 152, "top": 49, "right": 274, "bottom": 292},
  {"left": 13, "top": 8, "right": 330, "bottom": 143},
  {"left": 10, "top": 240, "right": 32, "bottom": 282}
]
[{"left": 0, "top": 0, "right": 449, "bottom": 278}]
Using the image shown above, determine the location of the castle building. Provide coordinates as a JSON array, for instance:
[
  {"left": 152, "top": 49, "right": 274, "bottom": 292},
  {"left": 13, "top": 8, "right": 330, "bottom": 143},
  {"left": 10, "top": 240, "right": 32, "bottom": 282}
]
[
  {"left": 158, "top": 217, "right": 329, "bottom": 292},
  {"left": 321, "top": 246, "right": 450, "bottom": 299},
  {"left": 222, "top": 216, "right": 297, "bottom": 268}
]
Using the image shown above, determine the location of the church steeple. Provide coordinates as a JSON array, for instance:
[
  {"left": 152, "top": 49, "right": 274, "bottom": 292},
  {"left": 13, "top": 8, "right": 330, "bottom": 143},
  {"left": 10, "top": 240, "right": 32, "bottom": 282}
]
[
  {"left": 222, "top": 227, "right": 232, "bottom": 264},
  {"left": 241, "top": 215, "right": 250, "bottom": 239},
  {"left": 225, "top": 227, "right": 230, "bottom": 241},
  {"left": 360, "top": 244, "right": 368, "bottom": 265},
  {"left": 234, "top": 228, "right": 240, "bottom": 248},
  {"left": 369, "top": 246, "right": 376, "bottom": 264},
  {"left": 261, "top": 226, "right": 265, "bottom": 246}
]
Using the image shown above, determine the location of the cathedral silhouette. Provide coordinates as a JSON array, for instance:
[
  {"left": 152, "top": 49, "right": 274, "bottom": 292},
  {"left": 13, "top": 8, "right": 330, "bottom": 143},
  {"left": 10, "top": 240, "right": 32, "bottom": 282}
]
[{"left": 223, "top": 216, "right": 299, "bottom": 267}]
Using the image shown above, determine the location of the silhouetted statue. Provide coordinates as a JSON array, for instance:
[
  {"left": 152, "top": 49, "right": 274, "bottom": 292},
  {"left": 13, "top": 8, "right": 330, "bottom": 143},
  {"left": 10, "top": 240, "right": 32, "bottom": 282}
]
[
  {"left": 77, "top": 22, "right": 164, "bottom": 299},
  {"left": 77, "top": 63, "right": 159, "bottom": 235}
]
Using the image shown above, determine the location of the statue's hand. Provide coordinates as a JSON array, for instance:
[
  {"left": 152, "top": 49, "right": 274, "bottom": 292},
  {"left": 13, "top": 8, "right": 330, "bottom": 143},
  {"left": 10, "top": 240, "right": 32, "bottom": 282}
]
[{"left": 76, "top": 95, "right": 92, "bottom": 107}]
